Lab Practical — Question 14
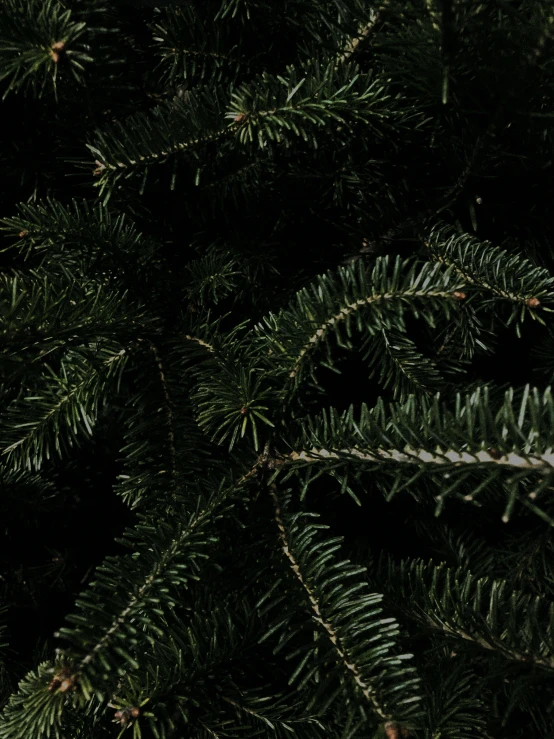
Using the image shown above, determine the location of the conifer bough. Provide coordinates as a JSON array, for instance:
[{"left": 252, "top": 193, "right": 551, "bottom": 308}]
[{"left": 0, "top": 1, "right": 554, "bottom": 738}]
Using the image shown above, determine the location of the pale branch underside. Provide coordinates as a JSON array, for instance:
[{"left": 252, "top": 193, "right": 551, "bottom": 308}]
[{"left": 288, "top": 447, "right": 554, "bottom": 472}]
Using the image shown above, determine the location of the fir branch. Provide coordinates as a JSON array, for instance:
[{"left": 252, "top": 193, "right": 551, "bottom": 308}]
[
  {"left": 0, "top": 345, "right": 129, "bottom": 472},
  {"left": 54, "top": 482, "right": 238, "bottom": 688},
  {"left": 335, "top": 1, "right": 391, "bottom": 66},
  {"left": 131, "top": 589, "right": 329, "bottom": 738},
  {"left": 228, "top": 58, "right": 425, "bottom": 151},
  {"left": 424, "top": 223, "right": 554, "bottom": 334},
  {"left": 0, "top": 270, "right": 149, "bottom": 356},
  {"left": 255, "top": 255, "right": 464, "bottom": 385},
  {"left": 258, "top": 487, "right": 422, "bottom": 733},
  {"left": 0, "top": 660, "right": 85, "bottom": 739},
  {"left": 0, "top": 198, "right": 162, "bottom": 281},
  {"left": 113, "top": 334, "right": 221, "bottom": 510},
  {"left": 269, "top": 484, "right": 390, "bottom": 723},
  {"left": 183, "top": 334, "right": 215, "bottom": 352},
  {"left": 151, "top": 5, "right": 242, "bottom": 87},
  {"left": 280, "top": 385, "right": 554, "bottom": 523},
  {"left": 87, "top": 83, "right": 233, "bottom": 173},
  {"left": 2, "top": 0, "right": 554, "bottom": 735},
  {"left": 420, "top": 661, "right": 489, "bottom": 739},
  {"left": 361, "top": 328, "right": 445, "bottom": 401},
  {"left": 0, "top": 0, "right": 93, "bottom": 100},
  {"left": 192, "top": 357, "right": 275, "bottom": 452},
  {"left": 189, "top": 326, "right": 276, "bottom": 452},
  {"left": 137, "top": 339, "right": 176, "bottom": 482},
  {"left": 184, "top": 250, "right": 240, "bottom": 307},
  {"left": 379, "top": 557, "right": 554, "bottom": 672},
  {"left": 287, "top": 445, "right": 554, "bottom": 473}
]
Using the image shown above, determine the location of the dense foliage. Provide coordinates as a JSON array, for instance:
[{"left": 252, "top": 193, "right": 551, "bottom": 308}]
[{"left": 1, "top": 1, "right": 554, "bottom": 737}]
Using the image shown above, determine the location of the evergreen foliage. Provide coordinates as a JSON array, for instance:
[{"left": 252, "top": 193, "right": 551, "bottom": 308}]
[{"left": 0, "top": 1, "right": 554, "bottom": 737}]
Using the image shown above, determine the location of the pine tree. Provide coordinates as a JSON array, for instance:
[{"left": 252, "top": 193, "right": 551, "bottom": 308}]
[{"left": 1, "top": 0, "right": 554, "bottom": 737}]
